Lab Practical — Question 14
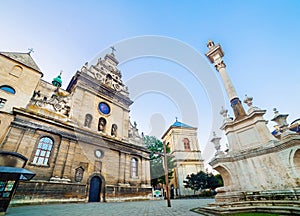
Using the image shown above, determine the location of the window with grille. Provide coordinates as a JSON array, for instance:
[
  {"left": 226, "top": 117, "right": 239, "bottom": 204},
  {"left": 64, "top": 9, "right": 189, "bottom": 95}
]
[{"left": 32, "top": 137, "right": 53, "bottom": 165}]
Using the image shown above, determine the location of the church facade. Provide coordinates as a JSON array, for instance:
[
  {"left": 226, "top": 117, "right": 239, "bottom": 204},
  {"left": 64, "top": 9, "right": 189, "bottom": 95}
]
[
  {"left": 162, "top": 120, "right": 204, "bottom": 197},
  {"left": 0, "top": 51, "right": 152, "bottom": 203}
]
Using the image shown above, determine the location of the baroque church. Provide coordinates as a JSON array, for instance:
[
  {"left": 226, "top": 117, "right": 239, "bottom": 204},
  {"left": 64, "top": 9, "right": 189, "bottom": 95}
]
[{"left": 0, "top": 50, "right": 152, "bottom": 203}]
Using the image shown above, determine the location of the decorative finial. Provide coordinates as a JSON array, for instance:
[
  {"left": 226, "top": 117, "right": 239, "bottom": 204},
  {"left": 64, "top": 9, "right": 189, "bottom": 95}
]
[
  {"left": 271, "top": 108, "right": 293, "bottom": 137},
  {"left": 220, "top": 106, "right": 228, "bottom": 118},
  {"left": 110, "top": 46, "right": 116, "bottom": 55},
  {"left": 243, "top": 94, "right": 253, "bottom": 107},
  {"left": 210, "top": 131, "right": 222, "bottom": 156},
  {"left": 207, "top": 40, "right": 215, "bottom": 49},
  {"left": 59, "top": 70, "right": 63, "bottom": 76},
  {"left": 175, "top": 117, "right": 178, "bottom": 122},
  {"left": 220, "top": 106, "right": 233, "bottom": 122},
  {"left": 28, "top": 48, "right": 34, "bottom": 55}
]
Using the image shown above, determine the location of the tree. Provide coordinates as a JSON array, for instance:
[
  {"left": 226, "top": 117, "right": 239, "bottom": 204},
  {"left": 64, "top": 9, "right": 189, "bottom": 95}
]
[
  {"left": 183, "top": 171, "right": 208, "bottom": 194},
  {"left": 144, "top": 135, "right": 174, "bottom": 188},
  {"left": 183, "top": 171, "right": 224, "bottom": 194}
]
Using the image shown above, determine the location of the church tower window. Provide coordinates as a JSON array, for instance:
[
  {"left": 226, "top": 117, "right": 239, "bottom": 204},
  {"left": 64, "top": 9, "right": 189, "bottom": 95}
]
[
  {"left": 32, "top": 137, "right": 53, "bottom": 165},
  {"left": 183, "top": 138, "right": 191, "bottom": 151}
]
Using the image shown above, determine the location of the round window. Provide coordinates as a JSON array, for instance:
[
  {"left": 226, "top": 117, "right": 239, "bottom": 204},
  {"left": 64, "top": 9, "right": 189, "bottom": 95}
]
[{"left": 98, "top": 102, "right": 110, "bottom": 115}]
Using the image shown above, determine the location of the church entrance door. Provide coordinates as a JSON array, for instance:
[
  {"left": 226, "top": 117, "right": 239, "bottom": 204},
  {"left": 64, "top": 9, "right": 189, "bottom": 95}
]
[{"left": 88, "top": 176, "right": 102, "bottom": 202}]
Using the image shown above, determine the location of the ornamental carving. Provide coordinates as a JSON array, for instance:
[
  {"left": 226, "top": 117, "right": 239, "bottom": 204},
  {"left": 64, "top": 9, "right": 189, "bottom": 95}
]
[
  {"left": 128, "top": 121, "right": 143, "bottom": 146},
  {"left": 75, "top": 166, "right": 84, "bottom": 182},
  {"left": 215, "top": 61, "right": 226, "bottom": 71},
  {"left": 30, "top": 88, "right": 71, "bottom": 116},
  {"left": 79, "top": 52, "right": 130, "bottom": 97}
]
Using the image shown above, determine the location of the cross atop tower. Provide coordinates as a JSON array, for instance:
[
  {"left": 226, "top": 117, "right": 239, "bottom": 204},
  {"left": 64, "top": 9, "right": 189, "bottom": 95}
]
[{"left": 110, "top": 46, "right": 116, "bottom": 55}]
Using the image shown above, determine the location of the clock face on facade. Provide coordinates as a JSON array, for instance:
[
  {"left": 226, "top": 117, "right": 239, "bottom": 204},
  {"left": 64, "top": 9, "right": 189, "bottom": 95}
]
[
  {"left": 95, "top": 150, "right": 103, "bottom": 158},
  {"left": 98, "top": 102, "right": 110, "bottom": 115}
]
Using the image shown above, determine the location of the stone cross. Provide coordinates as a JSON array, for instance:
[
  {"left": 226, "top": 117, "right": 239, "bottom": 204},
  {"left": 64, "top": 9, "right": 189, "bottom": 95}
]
[
  {"left": 28, "top": 48, "right": 34, "bottom": 54},
  {"left": 110, "top": 46, "right": 116, "bottom": 54}
]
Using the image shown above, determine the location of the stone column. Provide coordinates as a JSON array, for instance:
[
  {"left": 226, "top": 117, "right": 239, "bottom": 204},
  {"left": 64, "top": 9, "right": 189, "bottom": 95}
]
[{"left": 205, "top": 40, "right": 246, "bottom": 120}]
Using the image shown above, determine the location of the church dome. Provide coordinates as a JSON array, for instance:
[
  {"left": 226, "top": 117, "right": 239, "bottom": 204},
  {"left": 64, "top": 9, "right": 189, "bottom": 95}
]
[{"left": 52, "top": 73, "right": 62, "bottom": 87}]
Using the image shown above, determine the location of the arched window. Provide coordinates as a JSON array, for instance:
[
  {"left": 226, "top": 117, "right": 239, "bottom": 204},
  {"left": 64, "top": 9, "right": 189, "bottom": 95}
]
[
  {"left": 183, "top": 138, "right": 191, "bottom": 151},
  {"left": 0, "top": 85, "right": 16, "bottom": 94},
  {"left": 32, "top": 137, "right": 53, "bottom": 165},
  {"left": 131, "top": 158, "right": 138, "bottom": 177},
  {"left": 84, "top": 114, "right": 93, "bottom": 128}
]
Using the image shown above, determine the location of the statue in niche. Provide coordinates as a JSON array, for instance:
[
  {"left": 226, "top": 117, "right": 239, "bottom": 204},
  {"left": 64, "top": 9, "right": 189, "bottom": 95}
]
[
  {"left": 75, "top": 167, "right": 84, "bottom": 182},
  {"left": 84, "top": 114, "right": 93, "bottom": 128},
  {"left": 111, "top": 124, "right": 118, "bottom": 136},
  {"left": 98, "top": 117, "right": 107, "bottom": 132}
]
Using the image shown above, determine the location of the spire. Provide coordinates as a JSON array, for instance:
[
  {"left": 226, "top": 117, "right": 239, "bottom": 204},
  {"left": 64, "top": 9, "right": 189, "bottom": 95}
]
[{"left": 52, "top": 70, "right": 63, "bottom": 87}]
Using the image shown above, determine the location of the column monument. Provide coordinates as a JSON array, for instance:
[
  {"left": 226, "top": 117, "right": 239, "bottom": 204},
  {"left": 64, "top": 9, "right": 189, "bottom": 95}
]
[{"left": 195, "top": 41, "right": 300, "bottom": 215}]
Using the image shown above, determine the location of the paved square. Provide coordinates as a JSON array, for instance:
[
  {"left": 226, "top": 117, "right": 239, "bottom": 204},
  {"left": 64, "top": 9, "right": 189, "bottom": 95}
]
[{"left": 6, "top": 199, "right": 213, "bottom": 216}]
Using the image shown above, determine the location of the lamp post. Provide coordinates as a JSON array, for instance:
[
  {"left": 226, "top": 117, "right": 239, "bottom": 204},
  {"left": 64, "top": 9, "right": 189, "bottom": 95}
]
[
  {"left": 153, "top": 141, "right": 172, "bottom": 207},
  {"left": 163, "top": 141, "right": 171, "bottom": 207}
]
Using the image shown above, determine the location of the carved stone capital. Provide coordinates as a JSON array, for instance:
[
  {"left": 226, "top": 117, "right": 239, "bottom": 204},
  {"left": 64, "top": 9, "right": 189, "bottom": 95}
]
[{"left": 215, "top": 61, "right": 226, "bottom": 71}]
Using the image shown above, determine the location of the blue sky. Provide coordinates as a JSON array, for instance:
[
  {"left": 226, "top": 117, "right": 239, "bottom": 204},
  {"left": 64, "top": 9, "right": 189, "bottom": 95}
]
[{"left": 1, "top": 0, "right": 299, "bottom": 163}]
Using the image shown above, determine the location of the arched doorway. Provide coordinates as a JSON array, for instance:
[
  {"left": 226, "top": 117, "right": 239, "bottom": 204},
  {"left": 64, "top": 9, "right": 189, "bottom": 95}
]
[{"left": 88, "top": 176, "right": 102, "bottom": 202}]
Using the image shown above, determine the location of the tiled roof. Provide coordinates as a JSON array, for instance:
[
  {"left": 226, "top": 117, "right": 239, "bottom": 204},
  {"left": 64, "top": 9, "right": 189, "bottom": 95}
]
[
  {"left": 171, "top": 120, "right": 193, "bottom": 128},
  {"left": 0, "top": 52, "right": 42, "bottom": 73}
]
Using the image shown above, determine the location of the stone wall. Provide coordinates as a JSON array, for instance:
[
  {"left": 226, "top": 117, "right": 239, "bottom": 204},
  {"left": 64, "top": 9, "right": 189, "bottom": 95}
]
[
  {"left": 11, "top": 181, "right": 152, "bottom": 204},
  {"left": 13, "top": 181, "right": 87, "bottom": 203}
]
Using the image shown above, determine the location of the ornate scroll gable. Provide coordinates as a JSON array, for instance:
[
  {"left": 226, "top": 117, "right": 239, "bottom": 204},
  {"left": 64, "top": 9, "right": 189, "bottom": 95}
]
[{"left": 80, "top": 53, "right": 129, "bottom": 98}]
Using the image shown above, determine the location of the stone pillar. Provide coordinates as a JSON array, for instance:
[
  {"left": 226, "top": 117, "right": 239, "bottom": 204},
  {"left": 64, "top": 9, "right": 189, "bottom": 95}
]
[
  {"left": 62, "top": 139, "right": 76, "bottom": 180},
  {"left": 205, "top": 40, "right": 246, "bottom": 120}
]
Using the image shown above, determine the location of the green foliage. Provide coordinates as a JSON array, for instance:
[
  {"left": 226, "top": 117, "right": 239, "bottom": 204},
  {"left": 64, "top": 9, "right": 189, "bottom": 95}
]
[
  {"left": 183, "top": 171, "right": 224, "bottom": 194},
  {"left": 214, "top": 174, "right": 223, "bottom": 187},
  {"left": 144, "top": 135, "right": 174, "bottom": 187}
]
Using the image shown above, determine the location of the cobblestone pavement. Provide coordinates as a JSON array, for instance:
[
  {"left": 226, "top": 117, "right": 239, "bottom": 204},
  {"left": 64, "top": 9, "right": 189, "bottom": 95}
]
[{"left": 6, "top": 199, "right": 213, "bottom": 216}]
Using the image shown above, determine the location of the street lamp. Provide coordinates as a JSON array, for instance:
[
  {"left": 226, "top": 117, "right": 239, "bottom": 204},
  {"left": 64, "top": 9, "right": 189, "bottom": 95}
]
[
  {"left": 163, "top": 141, "right": 171, "bottom": 207},
  {"left": 154, "top": 142, "right": 172, "bottom": 207}
]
